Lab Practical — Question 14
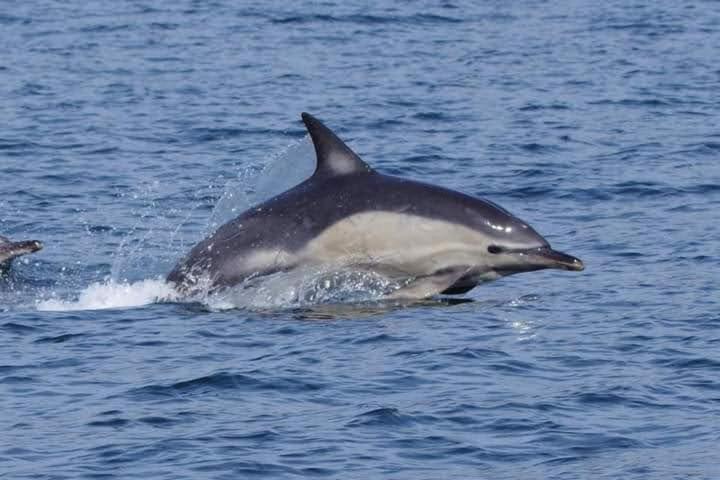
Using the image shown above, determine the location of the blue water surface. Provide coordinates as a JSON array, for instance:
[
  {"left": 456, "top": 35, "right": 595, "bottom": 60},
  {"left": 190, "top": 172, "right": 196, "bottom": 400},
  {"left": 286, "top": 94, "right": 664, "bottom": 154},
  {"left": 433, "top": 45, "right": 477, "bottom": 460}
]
[{"left": 2, "top": 1, "right": 719, "bottom": 478}]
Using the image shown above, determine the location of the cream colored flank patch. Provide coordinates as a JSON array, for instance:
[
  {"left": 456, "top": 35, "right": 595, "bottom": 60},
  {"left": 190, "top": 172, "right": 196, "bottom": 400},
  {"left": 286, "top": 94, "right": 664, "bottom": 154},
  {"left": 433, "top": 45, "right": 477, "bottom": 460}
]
[
  {"left": 299, "top": 211, "right": 489, "bottom": 278},
  {"left": 242, "top": 249, "right": 294, "bottom": 272}
]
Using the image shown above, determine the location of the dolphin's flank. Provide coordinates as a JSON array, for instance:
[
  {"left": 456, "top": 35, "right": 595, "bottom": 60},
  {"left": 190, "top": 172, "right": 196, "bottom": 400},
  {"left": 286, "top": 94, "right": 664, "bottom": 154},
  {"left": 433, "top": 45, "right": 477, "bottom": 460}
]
[{"left": 167, "top": 113, "right": 583, "bottom": 299}]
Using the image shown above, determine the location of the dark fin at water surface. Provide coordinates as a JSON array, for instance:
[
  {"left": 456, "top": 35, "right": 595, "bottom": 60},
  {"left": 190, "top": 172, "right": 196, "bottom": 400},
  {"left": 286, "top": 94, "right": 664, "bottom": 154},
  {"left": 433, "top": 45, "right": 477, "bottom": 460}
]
[{"left": 0, "top": 240, "right": 43, "bottom": 271}]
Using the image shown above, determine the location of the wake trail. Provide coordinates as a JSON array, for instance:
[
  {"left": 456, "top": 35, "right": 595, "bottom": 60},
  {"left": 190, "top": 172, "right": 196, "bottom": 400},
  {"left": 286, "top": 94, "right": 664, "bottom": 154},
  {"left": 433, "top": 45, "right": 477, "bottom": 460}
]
[{"left": 36, "top": 278, "right": 179, "bottom": 311}]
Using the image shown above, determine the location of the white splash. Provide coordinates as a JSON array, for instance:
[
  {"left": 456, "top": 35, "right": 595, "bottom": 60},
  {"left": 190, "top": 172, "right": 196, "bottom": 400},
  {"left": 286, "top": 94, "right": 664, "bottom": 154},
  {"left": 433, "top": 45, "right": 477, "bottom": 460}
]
[
  {"left": 204, "top": 268, "right": 403, "bottom": 311},
  {"left": 36, "top": 278, "right": 179, "bottom": 312}
]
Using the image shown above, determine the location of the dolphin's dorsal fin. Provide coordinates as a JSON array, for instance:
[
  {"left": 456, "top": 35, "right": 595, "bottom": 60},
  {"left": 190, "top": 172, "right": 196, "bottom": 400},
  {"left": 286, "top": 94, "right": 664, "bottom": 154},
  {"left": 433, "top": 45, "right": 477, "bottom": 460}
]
[{"left": 301, "top": 112, "right": 373, "bottom": 177}]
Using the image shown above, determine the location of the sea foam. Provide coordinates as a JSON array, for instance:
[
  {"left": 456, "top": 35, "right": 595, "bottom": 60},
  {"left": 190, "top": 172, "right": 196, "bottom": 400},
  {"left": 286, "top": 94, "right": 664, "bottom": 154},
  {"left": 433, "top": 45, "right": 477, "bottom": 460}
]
[{"left": 36, "top": 278, "right": 179, "bottom": 311}]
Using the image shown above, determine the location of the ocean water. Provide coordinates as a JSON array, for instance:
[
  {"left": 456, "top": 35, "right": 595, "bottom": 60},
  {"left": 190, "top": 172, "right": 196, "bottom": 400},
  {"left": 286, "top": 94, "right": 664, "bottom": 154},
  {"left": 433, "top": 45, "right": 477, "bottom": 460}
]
[{"left": 2, "top": 1, "right": 719, "bottom": 478}]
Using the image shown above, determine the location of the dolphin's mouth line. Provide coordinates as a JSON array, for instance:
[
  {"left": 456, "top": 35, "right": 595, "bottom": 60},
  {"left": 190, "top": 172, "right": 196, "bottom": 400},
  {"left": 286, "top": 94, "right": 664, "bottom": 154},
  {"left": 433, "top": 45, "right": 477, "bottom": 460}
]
[{"left": 509, "top": 247, "right": 584, "bottom": 271}]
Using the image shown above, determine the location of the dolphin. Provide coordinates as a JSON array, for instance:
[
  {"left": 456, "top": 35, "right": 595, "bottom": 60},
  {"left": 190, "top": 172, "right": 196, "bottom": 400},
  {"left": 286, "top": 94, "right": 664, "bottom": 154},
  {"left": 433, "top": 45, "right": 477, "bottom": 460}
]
[
  {"left": 167, "top": 113, "right": 583, "bottom": 299},
  {"left": 0, "top": 235, "right": 43, "bottom": 274}
]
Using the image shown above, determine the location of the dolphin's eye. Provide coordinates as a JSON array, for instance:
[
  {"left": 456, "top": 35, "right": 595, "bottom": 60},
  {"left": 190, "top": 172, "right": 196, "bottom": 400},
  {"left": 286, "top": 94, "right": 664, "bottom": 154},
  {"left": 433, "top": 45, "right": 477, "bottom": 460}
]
[{"left": 487, "top": 245, "right": 503, "bottom": 254}]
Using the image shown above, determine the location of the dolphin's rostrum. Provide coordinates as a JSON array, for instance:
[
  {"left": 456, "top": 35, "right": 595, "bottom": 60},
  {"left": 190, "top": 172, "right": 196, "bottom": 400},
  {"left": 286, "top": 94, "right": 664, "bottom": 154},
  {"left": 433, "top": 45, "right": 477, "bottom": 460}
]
[{"left": 168, "top": 113, "right": 583, "bottom": 299}]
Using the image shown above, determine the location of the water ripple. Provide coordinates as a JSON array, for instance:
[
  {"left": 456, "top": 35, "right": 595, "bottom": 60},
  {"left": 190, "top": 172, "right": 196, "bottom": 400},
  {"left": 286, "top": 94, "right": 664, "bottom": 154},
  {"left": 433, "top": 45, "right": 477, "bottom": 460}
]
[{"left": 127, "top": 371, "right": 324, "bottom": 400}]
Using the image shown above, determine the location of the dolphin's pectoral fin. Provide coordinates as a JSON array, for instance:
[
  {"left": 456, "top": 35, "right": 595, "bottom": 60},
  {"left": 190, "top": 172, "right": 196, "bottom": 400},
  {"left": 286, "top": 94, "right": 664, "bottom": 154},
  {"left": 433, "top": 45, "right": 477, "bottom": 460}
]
[
  {"left": 441, "top": 284, "right": 476, "bottom": 295},
  {"left": 440, "top": 271, "right": 482, "bottom": 295},
  {"left": 301, "top": 112, "right": 374, "bottom": 178},
  {"left": 384, "top": 266, "right": 472, "bottom": 300}
]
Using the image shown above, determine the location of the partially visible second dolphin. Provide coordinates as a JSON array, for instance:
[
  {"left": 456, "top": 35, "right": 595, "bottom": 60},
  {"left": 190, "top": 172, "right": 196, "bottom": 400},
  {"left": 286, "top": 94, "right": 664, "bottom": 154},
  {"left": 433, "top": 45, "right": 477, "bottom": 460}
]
[
  {"left": 0, "top": 235, "right": 43, "bottom": 274},
  {"left": 168, "top": 113, "right": 584, "bottom": 299}
]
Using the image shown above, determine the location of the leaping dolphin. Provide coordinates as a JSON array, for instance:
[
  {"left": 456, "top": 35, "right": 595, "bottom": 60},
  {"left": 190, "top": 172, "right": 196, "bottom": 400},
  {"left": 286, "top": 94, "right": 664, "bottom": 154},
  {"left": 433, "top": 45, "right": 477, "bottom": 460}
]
[
  {"left": 0, "top": 235, "right": 42, "bottom": 274},
  {"left": 168, "top": 113, "right": 583, "bottom": 299}
]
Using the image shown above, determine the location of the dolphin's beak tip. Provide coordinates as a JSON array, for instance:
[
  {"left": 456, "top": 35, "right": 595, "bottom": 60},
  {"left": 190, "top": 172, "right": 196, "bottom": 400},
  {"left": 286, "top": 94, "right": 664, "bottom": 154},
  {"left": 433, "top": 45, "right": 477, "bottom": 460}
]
[
  {"left": 560, "top": 254, "right": 584, "bottom": 272},
  {"left": 533, "top": 248, "right": 584, "bottom": 272}
]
